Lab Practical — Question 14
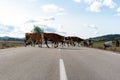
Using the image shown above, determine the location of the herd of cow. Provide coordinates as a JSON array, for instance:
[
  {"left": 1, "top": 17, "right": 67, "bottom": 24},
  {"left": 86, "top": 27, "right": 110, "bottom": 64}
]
[
  {"left": 24, "top": 32, "right": 120, "bottom": 50},
  {"left": 24, "top": 32, "right": 90, "bottom": 48}
]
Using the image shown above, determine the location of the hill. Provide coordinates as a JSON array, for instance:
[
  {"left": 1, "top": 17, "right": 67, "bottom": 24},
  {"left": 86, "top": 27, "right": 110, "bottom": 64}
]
[
  {"left": 91, "top": 34, "right": 120, "bottom": 41},
  {"left": 0, "top": 36, "right": 24, "bottom": 41}
]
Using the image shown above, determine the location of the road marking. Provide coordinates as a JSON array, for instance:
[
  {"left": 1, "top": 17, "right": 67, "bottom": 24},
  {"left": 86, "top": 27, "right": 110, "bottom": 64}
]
[{"left": 60, "top": 59, "right": 68, "bottom": 80}]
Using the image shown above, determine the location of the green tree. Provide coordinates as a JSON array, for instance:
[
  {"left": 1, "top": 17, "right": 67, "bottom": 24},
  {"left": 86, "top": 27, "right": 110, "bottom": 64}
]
[{"left": 31, "top": 25, "right": 44, "bottom": 34}]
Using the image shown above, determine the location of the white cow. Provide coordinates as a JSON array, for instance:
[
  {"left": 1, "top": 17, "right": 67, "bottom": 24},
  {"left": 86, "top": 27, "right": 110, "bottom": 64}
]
[{"left": 104, "top": 41, "right": 112, "bottom": 49}]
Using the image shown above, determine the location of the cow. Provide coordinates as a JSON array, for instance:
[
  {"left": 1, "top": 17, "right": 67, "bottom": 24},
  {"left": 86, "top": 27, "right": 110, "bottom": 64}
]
[
  {"left": 64, "top": 36, "right": 71, "bottom": 47},
  {"left": 69, "top": 36, "right": 84, "bottom": 47},
  {"left": 104, "top": 40, "right": 120, "bottom": 50},
  {"left": 43, "top": 33, "right": 65, "bottom": 48},
  {"left": 115, "top": 40, "right": 120, "bottom": 47},
  {"left": 104, "top": 41, "right": 113, "bottom": 49},
  {"left": 83, "top": 40, "right": 89, "bottom": 47},
  {"left": 83, "top": 40, "right": 93, "bottom": 47},
  {"left": 25, "top": 33, "right": 43, "bottom": 47},
  {"left": 88, "top": 39, "right": 93, "bottom": 47}
]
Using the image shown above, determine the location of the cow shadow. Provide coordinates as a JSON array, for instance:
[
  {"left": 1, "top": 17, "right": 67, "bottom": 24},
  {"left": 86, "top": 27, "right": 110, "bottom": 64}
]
[{"left": 59, "top": 47, "right": 84, "bottom": 50}]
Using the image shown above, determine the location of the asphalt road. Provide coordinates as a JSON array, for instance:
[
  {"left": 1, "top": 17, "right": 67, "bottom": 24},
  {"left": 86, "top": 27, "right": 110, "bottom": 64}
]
[{"left": 0, "top": 46, "right": 120, "bottom": 80}]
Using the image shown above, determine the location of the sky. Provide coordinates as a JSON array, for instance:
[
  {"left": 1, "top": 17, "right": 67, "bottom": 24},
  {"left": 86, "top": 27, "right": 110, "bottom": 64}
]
[{"left": 0, "top": 0, "right": 120, "bottom": 39}]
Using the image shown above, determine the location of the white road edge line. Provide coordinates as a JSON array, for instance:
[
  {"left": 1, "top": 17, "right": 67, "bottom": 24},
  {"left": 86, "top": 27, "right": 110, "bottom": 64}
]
[{"left": 60, "top": 59, "right": 68, "bottom": 80}]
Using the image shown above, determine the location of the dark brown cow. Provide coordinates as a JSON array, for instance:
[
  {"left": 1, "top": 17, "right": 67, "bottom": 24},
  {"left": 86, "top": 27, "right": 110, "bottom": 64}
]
[
  {"left": 43, "top": 33, "right": 65, "bottom": 48},
  {"left": 83, "top": 40, "right": 94, "bottom": 47},
  {"left": 69, "top": 36, "right": 84, "bottom": 47},
  {"left": 25, "top": 33, "right": 43, "bottom": 47},
  {"left": 64, "top": 36, "right": 73, "bottom": 46},
  {"left": 83, "top": 40, "right": 89, "bottom": 47}
]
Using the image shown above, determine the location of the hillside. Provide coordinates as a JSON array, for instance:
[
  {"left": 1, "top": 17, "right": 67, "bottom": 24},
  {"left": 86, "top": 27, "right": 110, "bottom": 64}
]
[
  {"left": 91, "top": 34, "right": 120, "bottom": 41},
  {"left": 0, "top": 36, "right": 24, "bottom": 41}
]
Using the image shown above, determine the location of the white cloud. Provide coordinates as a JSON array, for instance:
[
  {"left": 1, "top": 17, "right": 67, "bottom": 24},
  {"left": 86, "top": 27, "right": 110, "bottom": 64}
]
[
  {"left": 25, "top": 16, "right": 56, "bottom": 24},
  {"left": 73, "top": 0, "right": 116, "bottom": 12},
  {"left": 0, "top": 23, "right": 25, "bottom": 38},
  {"left": 84, "top": 0, "right": 96, "bottom": 4},
  {"left": 88, "top": 24, "right": 98, "bottom": 29},
  {"left": 88, "top": 1, "right": 102, "bottom": 12},
  {"left": 41, "top": 4, "right": 64, "bottom": 13},
  {"left": 116, "top": 7, "right": 120, "bottom": 16},
  {"left": 25, "top": 20, "right": 39, "bottom": 24},
  {"left": 57, "top": 12, "right": 67, "bottom": 16},
  {"left": 83, "top": 23, "right": 99, "bottom": 35},
  {"left": 84, "top": 24, "right": 98, "bottom": 29},
  {"left": 117, "top": 7, "right": 120, "bottom": 12},
  {"left": 103, "top": 0, "right": 116, "bottom": 8},
  {"left": 0, "top": 24, "right": 15, "bottom": 34},
  {"left": 40, "top": 4, "right": 66, "bottom": 16},
  {"left": 30, "top": 0, "right": 37, "bottom": 1},
  {"left": 73, "top": 0, "right": 81, "bottom": 3},
  {"left": 116, "top": 13, "right": 120, "bottom": 16},
  {"left": 43, "top": 16, "right": 56, "bottom": 21},
  {"left": 94, "top": 31, "right": 99, "bottom": 34}
]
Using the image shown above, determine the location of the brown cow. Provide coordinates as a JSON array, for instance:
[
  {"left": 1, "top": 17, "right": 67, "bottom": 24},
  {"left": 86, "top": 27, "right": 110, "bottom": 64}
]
[
  {"left": 25, "top": 33, "right": 43, "bottom": 47},
  {"left": 69, "top": 36, "right": 84, "bottom": 47},
  {"left": 43, "top": 33, "right": 65, "bottom": 48},
  {"left": 64, "top": 36, "right": 73, "bottom": 47},
  {"left": 83, "top": 40, "right": 94, "bottom": 47},
  {"left": 83, "top": 40, "right": 89, "bottom": 47}
]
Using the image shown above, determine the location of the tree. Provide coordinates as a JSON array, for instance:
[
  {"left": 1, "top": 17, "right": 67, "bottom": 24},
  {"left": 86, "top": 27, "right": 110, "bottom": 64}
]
[{"left": 31, "top": 25, "right": 44, "bottom": 34}]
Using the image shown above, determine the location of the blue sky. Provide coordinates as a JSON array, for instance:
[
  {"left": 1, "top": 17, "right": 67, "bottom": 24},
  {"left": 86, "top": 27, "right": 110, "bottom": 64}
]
[{"left": 0, "top": 0, "right": 120, "bottom": 39}]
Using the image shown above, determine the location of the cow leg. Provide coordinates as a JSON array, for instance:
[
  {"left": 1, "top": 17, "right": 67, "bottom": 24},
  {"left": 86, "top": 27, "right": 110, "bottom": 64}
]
[
  {"left": 104, "top": 45, "right": 107, "bottom": 49},
  {"left": 40, "top": 41, "right": 42, "bottom": 48},
  {"left": 37, "top": 41, "right": 41, "bottom": 48},
  {"left": 38, "top": 42, "right": 42, "bottom": 48},
  {"left": 54, "top": 42, "right": 57, "bottom": 48},
  {"left": 67, "top": 42, "right": 70, "bottom": 47},
  {"left": 34, "top": 40, "right": 38, "bottom": 47},
  {"left": 38, "top": 39, "right": 42, "bottom": 48},
  {"left": 54, "top": 42, "right": 58, "bottom": 48},
  {"left": 25, "top": 39, "right": 32, "bottom": 47},
  {"left": 52, "top": 41, "right": 54, "bottom": 47},
  {"left": 40, "top": 40, "right": 43, "bottom": 48},
  {"left": 56, "top": 42, "right": 59, "bottom": 48},
  {"left": 78, "top": 42, "right": 81, "bottom": 47},
  {"left": 45, "top": 40, "right": 49, "bottom": 48},
  {"left": 73, "top": 42, "right": 75, "bottom": 46},
  {"left": 30, "top": 40, "right": 35, "bottom": 47},
  {"left": 62, "top": 42, "right": 64, "bottom": 47},
  {"left": 78, "top": 42, "right": 79, "bottom": 47}
]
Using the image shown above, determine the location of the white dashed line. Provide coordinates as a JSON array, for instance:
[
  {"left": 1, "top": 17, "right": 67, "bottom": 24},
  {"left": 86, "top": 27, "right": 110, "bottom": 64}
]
[{"left": 60, "top": 59, "right": 68, "bottom": 80}]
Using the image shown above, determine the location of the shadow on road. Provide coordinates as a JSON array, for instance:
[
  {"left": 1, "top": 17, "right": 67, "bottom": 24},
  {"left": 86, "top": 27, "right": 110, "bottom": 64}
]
[{"left": 59, "top": 47, "right": 84, "bottom": 50}]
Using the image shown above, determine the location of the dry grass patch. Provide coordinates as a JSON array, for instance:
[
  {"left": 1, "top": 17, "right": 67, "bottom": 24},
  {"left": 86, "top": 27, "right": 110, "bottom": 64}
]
[
  {"left": 0, "top": 41, "right": 24, "bottom": 49},
  {"left": 93, "top": 41, "right": 120, "bottom": 53}
]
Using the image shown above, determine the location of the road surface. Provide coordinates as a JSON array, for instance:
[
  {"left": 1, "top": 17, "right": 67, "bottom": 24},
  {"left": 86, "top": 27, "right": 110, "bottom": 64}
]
[{"left": 0, "top": 46, "right": 120, "bottom": 80}]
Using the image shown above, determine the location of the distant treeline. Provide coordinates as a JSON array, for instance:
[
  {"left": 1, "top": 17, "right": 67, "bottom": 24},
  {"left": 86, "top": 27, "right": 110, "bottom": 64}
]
[
  {"left": 89, "top": 34, "right": 120, "bottom": 41},
  {"left": 0, "top": 36, "right": 24, "bottom": 41}
]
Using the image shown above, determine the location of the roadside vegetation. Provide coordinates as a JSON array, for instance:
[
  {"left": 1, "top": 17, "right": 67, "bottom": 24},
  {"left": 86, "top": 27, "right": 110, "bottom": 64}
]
[
  {"left": 90, "top": 41, "right": 120, "bottom": 53},
  {"left": 87, "top": 34, "right": 120, "bottom": 53},
  {"left": 0, "top": 41, "right": 24, "bottom": 49}
]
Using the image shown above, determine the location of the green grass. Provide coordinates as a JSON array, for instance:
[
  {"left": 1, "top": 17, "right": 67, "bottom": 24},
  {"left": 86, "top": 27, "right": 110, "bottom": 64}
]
[{"left": 93, "top": 41, "right": 120, "bottom": 53}]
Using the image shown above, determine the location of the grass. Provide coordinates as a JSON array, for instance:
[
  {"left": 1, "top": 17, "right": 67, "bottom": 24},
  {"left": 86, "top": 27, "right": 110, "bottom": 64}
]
[
  {"left": 0, "top": 41, "right": 24, "bottom": 49},
  {"left": 92, "top": 41, "right": 120, "bottom": 53}
]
